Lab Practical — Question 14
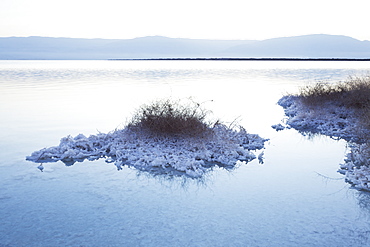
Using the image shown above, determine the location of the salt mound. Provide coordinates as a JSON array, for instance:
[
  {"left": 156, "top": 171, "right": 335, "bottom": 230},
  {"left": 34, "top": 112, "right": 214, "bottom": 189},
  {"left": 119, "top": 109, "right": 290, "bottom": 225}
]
[
  {"left": 339, "top": 144, "right": 370, "bottom": 191},
  {"left": 27, "top": 124, "right": 268, "bottom": 178},
  {"left": 277, "top": 95, "right": 362, "bottom": 142}
]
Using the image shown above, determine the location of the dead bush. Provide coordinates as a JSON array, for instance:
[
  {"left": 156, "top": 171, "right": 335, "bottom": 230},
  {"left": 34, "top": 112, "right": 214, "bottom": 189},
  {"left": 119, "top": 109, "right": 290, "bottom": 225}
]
[
  {"left": 127, "top": 98, "right": 217, "bottom": 137},
  {"left": 298, "top": 76, "right": 370, "bottom": 109},
  {"left": 296, "top": 76, "right": 370, "bottom": 139}
]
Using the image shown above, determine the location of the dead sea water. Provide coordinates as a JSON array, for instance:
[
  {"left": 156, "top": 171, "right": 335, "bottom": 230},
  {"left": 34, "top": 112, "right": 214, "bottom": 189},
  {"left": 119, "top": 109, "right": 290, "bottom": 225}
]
[{"left": 1, "top": 60, "right": 370, "bottom": 246}]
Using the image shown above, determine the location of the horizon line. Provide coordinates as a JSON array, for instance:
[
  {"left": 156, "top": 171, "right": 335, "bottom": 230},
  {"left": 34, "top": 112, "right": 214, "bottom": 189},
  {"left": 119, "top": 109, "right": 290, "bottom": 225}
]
[{"left": 0, "top": 33, "right": 368, "bottom": 42}]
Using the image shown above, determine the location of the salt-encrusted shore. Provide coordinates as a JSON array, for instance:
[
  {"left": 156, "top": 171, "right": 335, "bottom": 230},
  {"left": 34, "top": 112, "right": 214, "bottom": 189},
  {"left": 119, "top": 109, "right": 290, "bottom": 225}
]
[
  {"left": 27, "top": 124, "right": 268, "bottom": 178},
  {"left": 276, "top": 95, "right": 370, "bottom": 191}
]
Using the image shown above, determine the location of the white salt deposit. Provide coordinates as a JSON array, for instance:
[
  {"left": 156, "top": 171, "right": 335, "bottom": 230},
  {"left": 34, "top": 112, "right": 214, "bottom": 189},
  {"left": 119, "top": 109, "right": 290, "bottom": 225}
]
[
  {"left": 27, "top": 124, "right": 268, "bottom": 178},
  {"left": 278, "top": 95, "right": 370, "bottom": 191},
  {"left": 339, "top": 143, "right": 370, "bottom": 191}
]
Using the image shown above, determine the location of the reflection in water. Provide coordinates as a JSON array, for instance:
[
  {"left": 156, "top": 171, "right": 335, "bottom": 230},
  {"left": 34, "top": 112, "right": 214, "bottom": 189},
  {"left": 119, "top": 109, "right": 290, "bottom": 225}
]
[
  {"left": 93, "top": 159, "right": 242, "bottom": 187},
  {"left": 33, "top": 151, "right": 252, "bottom": 184},
  {"left": 352, "top": 191, "right": 370, "bottom": 243},
  {"left": 356, "top": 190, "right": 370, "bottom": 211}
]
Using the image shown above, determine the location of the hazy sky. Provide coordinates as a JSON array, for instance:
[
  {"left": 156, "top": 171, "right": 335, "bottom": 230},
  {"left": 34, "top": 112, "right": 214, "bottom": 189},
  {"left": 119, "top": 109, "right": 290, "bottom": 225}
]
[{"left": 1, "top": 0, "right": 369, "bottom": 41}]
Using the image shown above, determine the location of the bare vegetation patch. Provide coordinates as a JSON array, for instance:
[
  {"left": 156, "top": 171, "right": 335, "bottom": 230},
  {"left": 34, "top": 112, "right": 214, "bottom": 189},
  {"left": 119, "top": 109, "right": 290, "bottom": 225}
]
[
  {"left": 298, "top": 76, "right": 370, "bottom": 109},
  {"left": 126, "top": 98, "right": 218, "bottom": 137},
  {"left": 297, "top": 76, "right": 370, "bottom": 134}
]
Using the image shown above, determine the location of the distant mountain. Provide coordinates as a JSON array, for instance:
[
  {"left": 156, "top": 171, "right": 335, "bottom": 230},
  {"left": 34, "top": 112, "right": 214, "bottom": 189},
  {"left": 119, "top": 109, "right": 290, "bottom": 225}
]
[
  {"left": 0, "top": 34, "right": 369, "bottom": 59},
  {"left": 0, "top": 36, "right": 119, "bottom": 59},
  {"left": 222, "top": 34, "right": 370, "bottom": 58},
  {"left": 0, "top": 36, "right": 254, "bottom": 59}
]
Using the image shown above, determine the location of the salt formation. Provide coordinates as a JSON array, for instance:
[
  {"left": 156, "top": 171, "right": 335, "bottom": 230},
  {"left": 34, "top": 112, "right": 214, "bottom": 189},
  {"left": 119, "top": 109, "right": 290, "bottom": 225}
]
[
  {"left": 277, "top": 95, "right": 370, "bottom": 191},
  {"left": 27, "top": 124, "right": 268, "bottom": 178},
  {"left": 339, "top": 144, "right": 370, "bottom": 191}
]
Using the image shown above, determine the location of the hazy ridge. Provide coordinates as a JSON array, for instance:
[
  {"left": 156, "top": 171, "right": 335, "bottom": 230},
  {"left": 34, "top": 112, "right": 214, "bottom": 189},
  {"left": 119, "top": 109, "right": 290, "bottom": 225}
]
[{"left": 1, "top": 34, "right": 370, "bottom": 59}]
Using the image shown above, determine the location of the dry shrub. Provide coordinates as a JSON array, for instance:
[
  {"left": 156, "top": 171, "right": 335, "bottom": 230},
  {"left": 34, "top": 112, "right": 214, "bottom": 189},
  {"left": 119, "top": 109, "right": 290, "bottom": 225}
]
[
  {"left": 127, "top": 98, "right": 217, "bottom": 137},
  {"left": 341, "top": 76, "right": 370, "bottom": 109},
  {"left": 297, "top": 76, "right": 370, "bottom": 141},
  {"left": 298, "top": 76, "right": 370, "bottom": 109},
  {"left": 356, "top": 107, "right": 370, "bottom": 140}
]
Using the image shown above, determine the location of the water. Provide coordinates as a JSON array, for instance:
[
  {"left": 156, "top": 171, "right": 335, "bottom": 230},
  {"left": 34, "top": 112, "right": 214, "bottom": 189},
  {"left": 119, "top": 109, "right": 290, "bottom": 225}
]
[{"left": 1, "top": 60, "right": 370, "bottom": 246}]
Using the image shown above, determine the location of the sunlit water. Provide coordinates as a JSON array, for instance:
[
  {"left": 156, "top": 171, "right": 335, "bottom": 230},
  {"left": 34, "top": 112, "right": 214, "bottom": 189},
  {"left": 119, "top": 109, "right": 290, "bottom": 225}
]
[{"left": 1, "top": 60, "right": 370, "bottom": 246}]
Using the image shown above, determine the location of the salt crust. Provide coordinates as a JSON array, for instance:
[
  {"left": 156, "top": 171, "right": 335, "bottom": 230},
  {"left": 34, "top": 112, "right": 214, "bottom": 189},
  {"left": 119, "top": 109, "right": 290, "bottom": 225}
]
[
  {"left": 278, "top": 95, "right": 370, "bottom": 191},
  {"left": 27, "top": 124, "right": 268, "bottom": 178}
]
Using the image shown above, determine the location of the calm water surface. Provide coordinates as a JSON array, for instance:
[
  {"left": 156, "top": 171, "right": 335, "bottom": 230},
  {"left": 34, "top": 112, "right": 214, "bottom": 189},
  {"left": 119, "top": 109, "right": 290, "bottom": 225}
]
[{"left": 1, "top": 60, "right": 370, "bottom": 246}]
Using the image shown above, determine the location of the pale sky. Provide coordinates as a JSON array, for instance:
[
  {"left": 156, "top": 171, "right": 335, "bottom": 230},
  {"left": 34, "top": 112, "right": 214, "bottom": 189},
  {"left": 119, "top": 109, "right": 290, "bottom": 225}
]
[{"left": 1, "top": 0, "right": 369, "bottom": 41}]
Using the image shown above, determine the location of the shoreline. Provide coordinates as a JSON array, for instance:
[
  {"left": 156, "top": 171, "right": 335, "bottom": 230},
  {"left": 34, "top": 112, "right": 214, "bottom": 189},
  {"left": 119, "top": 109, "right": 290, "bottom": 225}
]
[{"left": 276, "top": 95, "right": 370, "bottom": 191}]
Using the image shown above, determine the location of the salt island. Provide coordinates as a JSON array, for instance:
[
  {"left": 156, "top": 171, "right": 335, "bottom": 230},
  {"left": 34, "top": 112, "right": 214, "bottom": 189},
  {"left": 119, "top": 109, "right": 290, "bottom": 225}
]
[
  {"left": 275, "top": 76, "right": 370, "bottom": 191},
  {"left": 27, "top": 99, "right": 268, "bottom": 178}
]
